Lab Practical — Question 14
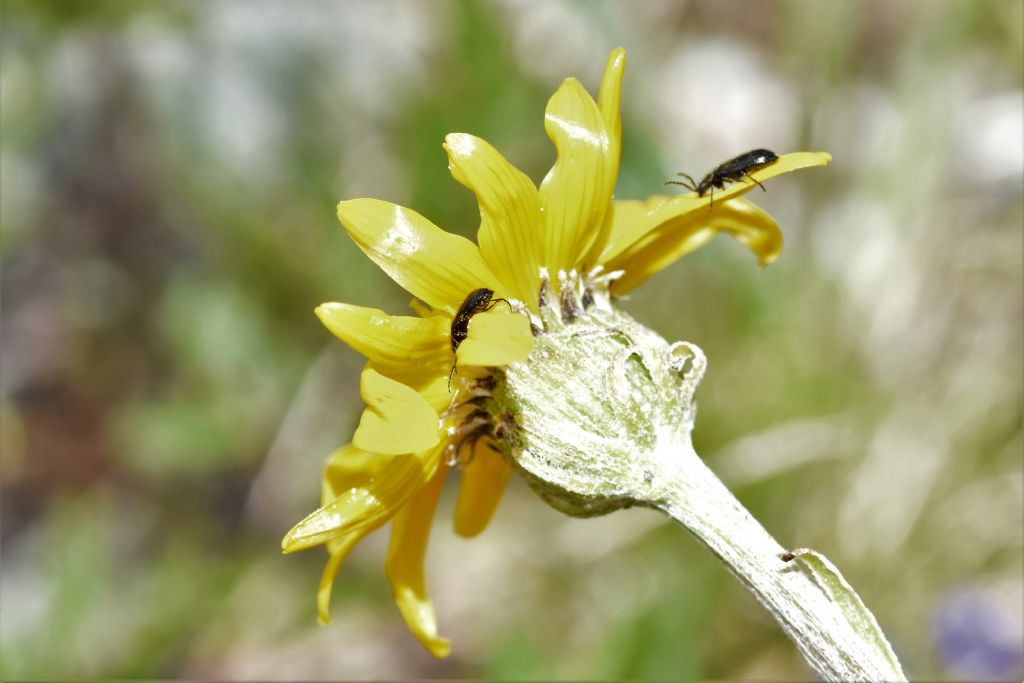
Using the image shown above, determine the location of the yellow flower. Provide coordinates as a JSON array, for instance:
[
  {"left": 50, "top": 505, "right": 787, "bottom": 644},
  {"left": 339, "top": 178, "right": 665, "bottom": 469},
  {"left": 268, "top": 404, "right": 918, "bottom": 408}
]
[{"left": 281, "top": 47, "right": 830, "bottom": 658}]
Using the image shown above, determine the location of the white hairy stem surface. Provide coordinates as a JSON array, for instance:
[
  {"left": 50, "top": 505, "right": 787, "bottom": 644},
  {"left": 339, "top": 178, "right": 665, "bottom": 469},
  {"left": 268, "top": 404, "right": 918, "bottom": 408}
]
[{"left": 487, "top": 272, "right": 905, "bottom": 682}]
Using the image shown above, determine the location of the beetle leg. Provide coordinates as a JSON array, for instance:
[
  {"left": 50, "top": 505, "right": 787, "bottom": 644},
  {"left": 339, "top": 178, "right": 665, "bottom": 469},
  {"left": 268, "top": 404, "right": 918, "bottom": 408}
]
[
  {"left": 484, "top": 297, "right": 512, "bottom": 313},
  {"left": 665, "top": 172, "right": 698, "bottom": 192}
]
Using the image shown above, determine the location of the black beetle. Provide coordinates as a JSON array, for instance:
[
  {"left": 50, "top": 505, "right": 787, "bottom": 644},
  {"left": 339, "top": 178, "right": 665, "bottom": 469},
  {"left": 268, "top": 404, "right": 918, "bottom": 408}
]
[
  {"left": 450, "top": 288, "right": 509, "bottom": 353},
  {"left": 667, "top": 148, "right": 779, "bottom": 206},
  {"left": 448, "top": 288, "right": 510, "bottom": 390}
]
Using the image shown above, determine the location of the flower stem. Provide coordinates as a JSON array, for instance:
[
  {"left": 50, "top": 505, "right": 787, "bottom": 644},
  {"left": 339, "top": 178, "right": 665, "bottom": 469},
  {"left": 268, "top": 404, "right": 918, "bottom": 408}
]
[
  {"left": 497, "top": 281, "right": 905, "bottom": 681},
  {"left": 650, "top": 438, "right": 906, "bottom": 682}
]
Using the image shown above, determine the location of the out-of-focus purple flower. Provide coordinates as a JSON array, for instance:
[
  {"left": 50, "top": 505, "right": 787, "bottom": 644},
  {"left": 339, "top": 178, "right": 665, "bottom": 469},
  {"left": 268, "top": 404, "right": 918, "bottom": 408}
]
[{"left": 932, "top": 586, "right": 1023, "bottom": 681}]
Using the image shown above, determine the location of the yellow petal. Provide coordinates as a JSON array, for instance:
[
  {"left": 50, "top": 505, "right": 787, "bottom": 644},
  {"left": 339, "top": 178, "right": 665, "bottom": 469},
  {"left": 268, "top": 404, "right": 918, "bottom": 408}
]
[
  {"left": 610, "top": 198, "right": 782, "bottom": 293},
  {"left": 338, "top": 199, "right": 498, "bottom": 313},
  {"left": 538, "top": 78, "right": 612, "bottom": 274},
  {"left": 385, "top": 464, "right": 452, "bottom": 658},
  {"left": 456, "top": 308, "right": 534, "bottom": 367},
  {"left": 313, "top": 445, "right": 392, "bottom": 622},
  {"left": 445, "top": 133, "right": 542, "bottom": 306},
  {"left": 597, "top": 194, "right": 674, "bottom": 265},
  {"left": 693, "top": 151, "right": 831, "bottom": 206},
  {"left": 316, "top": 303, "right": 450, "bottom": 376},
  {"left": 583, "top": 47, "right": 626, "bottom": 266},
  {"left": 597, "top": 48, "right": 625, "bottom": 174},
  {"left": 317, "top": 531, "right": 370, "bottom": 625},
  {"left": 599, "top": 151, "right": 831, "bottom": 265},
  {"left": 408, "top": 297, "right": 445, "bottom": 319},
  {"left": 370, "top": 362, "right": 453, "bottom": 413},
  {"left": 282, "top": 450, "right": 439, "bottom": 553},
  {"left": 453, "top": 443, "right": 510, "bottom": 538},
  {"left": 353, "top": 366, "right": 441, "bottom": 455},
  {"left": 321, "top": 445, "right": 388, "bottom": 505}
]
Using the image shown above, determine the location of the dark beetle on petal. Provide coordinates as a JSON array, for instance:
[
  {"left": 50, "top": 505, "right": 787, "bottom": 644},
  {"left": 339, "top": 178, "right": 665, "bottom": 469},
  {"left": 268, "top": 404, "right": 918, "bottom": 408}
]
[
  {"left": 667, "top": 148, "right": 779, "bottom": 207},
  {"left": 450, "top": 288, "right": 509, "bottom": 352},
  {"left": 448, "top": 288, "right": 510, "bottom": 390}
]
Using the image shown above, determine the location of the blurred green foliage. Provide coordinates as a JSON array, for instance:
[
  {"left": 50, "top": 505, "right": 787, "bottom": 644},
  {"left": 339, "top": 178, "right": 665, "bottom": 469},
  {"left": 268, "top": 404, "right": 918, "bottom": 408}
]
[{"left": 2, "top": 0, "right": 1021, "bottom": 680}]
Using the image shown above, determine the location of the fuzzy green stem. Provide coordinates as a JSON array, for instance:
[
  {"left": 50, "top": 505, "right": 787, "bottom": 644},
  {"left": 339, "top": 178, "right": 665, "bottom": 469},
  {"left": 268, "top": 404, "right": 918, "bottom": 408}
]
[{"left": 651, "top": 438, "right": 905, "bottom": 681}]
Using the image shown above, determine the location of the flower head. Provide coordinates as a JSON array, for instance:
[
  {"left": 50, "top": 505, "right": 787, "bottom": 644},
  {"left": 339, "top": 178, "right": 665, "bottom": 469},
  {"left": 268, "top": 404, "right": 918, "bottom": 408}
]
[{"left": 282, "top": 47, "right": 830, "bottom": 658}]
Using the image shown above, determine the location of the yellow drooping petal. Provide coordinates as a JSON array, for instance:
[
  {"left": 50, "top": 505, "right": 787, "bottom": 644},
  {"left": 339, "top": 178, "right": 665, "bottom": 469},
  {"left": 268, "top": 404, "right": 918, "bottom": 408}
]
[
  {"left": 316, "top": 302, "right": 450, "bottom": 375},
  {"left": 538, "top": 78, "right": 612, "bottom": 274},
  {"left": 610, "top": 198, "right": 783, "bottom": 293},
  {"left": 453, "top": 443, "right": 510, "bottom": 538},
  {"left": 311, "top": 445, "right": 391, "bottom": 622},
  {"left": 456, "top": 308, "right": 534, "bottom": 367},
  {"left": 338, "top": 199, "right": 499, "bottom": 313},
  {"left": 317, "top": 531, "right": 369, "bottom": 625},
  {"left": 583, "top": 47, "right": 626, "bottom": 266},
  {"left": 599, "top": 151, "right": 831, "bottom": 266},
  {"left": 385, "top": 463, "right": 452, "bottom": 658},
  {"left": 282, "top": 448, "right": 441, "bottom": 554},
  {"left": 353, "top": 367, "right": 441, "bottom": 455},
  {"left": 445, "top": 133, "right": 542, "bottom": 307}
]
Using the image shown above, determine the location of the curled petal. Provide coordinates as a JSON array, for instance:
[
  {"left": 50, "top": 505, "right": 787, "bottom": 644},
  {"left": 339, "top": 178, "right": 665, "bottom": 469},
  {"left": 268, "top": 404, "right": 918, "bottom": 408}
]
[
  {"left": 538, "top": 78, "right": 612, "bottom": 274},
  {"left": 282, "top": 448, "right": 440, "bottom": 554},
  {"left": 454, "top": 443, "right": 510, "bottom": 538},
  {"left": 385, "top": 464, "right": 452, "bottom": 658},
  {"left": 317, "top": 531, "right": 371, "bottom": 625},
  {"left": 456, "top": 308, "right": 534, "bottom": 367},
  {"left": 609, "top": 198, "right": 782, "bottom": 293},
  {"left": 316, "top": 303, "right": 450, "bottom": 376},
  {"left": 445, "top": 133, "right": 542, "bottom": 306},
  {"left": 338, "top": 199, "right": 498, "bottom": 313},
  {"left": 312, "top": 446, "right": 393, "bottom": 623},
  {"left": 600, "top": 151, "right": 831, "bottom": 265},
  {"left": 353, "top": 367, "right": 440, "bottom": 455}
]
